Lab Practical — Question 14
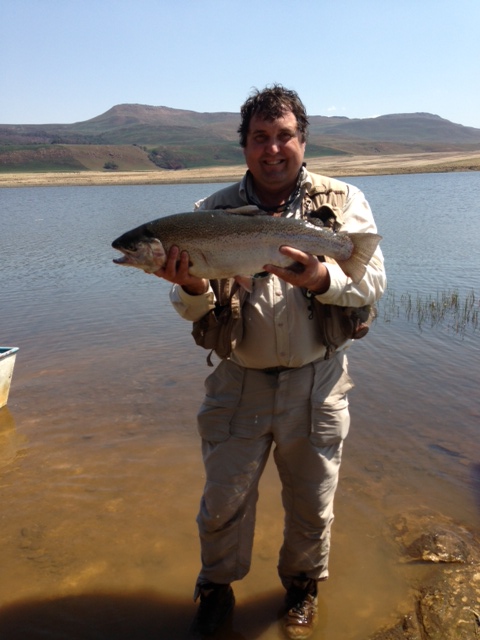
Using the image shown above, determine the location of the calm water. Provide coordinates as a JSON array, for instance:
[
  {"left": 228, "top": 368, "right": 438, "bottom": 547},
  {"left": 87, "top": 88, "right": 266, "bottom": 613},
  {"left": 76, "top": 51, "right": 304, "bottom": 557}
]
[{"left": 0, "top": 172, "right": 479, "bottom": 639}]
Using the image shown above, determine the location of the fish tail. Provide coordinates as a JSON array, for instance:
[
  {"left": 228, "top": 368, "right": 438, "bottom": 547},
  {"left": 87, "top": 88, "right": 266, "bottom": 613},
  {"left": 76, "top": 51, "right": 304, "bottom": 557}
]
[{"left": 337, "top": 232, "right": 382, "bottom": 283}]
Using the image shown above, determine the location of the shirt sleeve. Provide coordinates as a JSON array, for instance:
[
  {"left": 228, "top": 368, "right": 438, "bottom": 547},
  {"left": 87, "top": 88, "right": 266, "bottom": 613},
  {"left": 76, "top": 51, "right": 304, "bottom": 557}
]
[
  {"left": 169, "top": 283, "right": 216, "bottom": 321},
  {"left": 314, "top": 184, "right": 386, "bottom": 307}
]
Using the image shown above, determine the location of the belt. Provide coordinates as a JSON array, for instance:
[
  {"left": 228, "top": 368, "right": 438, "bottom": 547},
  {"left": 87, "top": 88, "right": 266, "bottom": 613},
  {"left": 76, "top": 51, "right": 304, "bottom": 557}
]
[{"left": 261, "top": 366, "right": 298, "bottom": 375}]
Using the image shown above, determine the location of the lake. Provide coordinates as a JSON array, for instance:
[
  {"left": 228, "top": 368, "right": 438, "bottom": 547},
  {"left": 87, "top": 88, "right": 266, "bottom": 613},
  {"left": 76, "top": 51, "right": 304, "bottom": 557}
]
[{"left": 0, "top": 172, "right": 479, "bottom": 639}]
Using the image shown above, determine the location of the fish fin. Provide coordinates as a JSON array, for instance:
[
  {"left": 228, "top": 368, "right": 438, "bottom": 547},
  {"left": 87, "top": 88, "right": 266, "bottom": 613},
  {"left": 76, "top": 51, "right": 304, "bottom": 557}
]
[
  {"left": 224, "top": 206, "right": 266, "bottom": 216},
  {"left": 234, "top": 275, "right": 254, "bottom": 292},
  {"left": 337, "top": 233, "right": 382, "bottom": 283}
]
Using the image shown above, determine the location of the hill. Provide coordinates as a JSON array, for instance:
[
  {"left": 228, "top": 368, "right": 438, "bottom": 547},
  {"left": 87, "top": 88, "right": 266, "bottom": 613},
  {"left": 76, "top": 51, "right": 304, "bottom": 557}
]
[{"left": 1, "top": 104, "right": 480, "bottom": 173}]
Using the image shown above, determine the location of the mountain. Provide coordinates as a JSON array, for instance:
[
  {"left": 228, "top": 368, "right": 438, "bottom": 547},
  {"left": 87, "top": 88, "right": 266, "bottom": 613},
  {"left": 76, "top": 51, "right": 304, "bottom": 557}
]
[{"left": 1, "top": 104, "right": 480, "bottom": 172}]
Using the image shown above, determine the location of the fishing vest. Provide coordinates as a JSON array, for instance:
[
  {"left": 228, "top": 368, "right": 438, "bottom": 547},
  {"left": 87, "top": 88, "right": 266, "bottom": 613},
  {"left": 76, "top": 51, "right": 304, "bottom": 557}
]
[{"left": 191, "top": 173, "right": 375, "bottom": 365}]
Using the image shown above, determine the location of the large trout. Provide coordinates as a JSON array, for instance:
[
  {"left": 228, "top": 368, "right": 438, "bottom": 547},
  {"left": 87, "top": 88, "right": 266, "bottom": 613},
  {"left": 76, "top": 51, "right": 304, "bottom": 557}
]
[{"left": 112, "top": 209, "right": 381, "bottom": 284}]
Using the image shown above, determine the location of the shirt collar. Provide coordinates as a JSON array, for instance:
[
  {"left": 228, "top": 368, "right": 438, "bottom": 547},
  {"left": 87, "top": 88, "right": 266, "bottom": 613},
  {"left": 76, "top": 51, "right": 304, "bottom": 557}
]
[{"left": 239, "top": 165, "right": 311, "bottom": 218}]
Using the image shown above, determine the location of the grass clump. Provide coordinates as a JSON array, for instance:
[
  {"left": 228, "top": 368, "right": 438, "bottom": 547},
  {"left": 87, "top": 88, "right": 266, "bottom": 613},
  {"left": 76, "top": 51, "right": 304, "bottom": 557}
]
[{"left": 379, "top": 289, "right": 478, "bottom": 336}]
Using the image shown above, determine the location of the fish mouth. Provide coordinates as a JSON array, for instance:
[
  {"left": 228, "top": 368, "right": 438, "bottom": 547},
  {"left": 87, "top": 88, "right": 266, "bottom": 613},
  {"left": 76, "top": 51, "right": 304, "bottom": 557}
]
[
  {"left": 112, "top": 246, "right": 137, "bottom": 266},
  {"left": 112, "top": 251, "right": 135, "bottom": 266}
]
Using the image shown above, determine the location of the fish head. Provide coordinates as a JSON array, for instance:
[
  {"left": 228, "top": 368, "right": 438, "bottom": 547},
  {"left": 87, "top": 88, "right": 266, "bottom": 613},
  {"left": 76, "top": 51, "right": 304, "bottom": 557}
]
[{"left": 112, "top": 227, "right": 167, "bottom": 274}]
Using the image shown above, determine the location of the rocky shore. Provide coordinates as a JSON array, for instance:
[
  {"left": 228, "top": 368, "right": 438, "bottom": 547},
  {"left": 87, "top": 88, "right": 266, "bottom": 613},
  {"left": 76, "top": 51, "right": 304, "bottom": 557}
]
[{"left": 1, "top": 150, "right": 480, "bottom": 188}]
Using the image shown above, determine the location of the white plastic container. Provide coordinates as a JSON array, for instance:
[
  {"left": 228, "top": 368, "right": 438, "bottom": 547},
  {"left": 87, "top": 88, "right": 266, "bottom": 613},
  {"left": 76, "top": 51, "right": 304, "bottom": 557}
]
[{"left": 0, "top": 347, "right": 19, "bottom": 409}]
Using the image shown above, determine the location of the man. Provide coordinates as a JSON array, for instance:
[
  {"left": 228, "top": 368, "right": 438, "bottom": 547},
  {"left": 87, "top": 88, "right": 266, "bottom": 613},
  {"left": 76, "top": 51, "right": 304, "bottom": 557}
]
[{"left": 155, "top": 85, "right": 386, "bottom": 638}]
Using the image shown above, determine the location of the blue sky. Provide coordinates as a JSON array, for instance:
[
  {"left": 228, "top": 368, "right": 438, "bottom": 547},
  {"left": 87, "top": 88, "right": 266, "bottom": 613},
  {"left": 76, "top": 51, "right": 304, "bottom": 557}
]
[{"left": 2, "top": 0, "right": 480, "bottom": 128}]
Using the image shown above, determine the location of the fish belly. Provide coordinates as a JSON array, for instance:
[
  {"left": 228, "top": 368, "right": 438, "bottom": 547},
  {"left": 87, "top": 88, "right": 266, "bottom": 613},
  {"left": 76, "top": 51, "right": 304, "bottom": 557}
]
[{"left": 185, "top": 236, "right": 294, "bottom": 279}]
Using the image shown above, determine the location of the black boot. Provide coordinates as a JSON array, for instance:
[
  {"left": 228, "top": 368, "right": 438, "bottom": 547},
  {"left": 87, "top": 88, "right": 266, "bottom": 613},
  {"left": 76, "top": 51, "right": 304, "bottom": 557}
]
[
  {"left": 282, "top": 578, "right": 318, "bottom": 639},
  {"left": 191, "top": 582, "right": 235, "bottom": 636}
]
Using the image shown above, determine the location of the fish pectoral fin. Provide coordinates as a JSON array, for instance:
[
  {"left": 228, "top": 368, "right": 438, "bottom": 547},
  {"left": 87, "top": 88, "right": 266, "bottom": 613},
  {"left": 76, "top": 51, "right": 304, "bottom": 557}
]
[{"left": 224, "top": 206, "right": 266, "bottom": 216}]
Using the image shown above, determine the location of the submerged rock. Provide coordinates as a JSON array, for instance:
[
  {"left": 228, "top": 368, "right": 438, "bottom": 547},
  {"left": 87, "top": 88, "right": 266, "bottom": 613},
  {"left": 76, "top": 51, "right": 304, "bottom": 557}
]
[
  {"left": 369, "top": 509, "right": 480, "bottom": 640},
  {"left": 389, "top": 510, "right": 477, "bottom": 564},
  {"left": 405, "top": 529, "right": 470, "bottom": 564}
]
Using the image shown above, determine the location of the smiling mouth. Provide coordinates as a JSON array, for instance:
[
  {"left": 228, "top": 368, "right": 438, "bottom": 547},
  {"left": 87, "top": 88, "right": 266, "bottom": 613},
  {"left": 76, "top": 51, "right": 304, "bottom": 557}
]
[{"left": 264, "top": 159, "right": 284, "bottom": 166}]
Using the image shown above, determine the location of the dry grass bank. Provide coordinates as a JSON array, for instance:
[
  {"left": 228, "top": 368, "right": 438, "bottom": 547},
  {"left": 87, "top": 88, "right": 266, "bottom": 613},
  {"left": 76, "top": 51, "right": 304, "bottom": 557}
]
[{"left": 1, "top": 150, "right": 480, "bottom": 188}]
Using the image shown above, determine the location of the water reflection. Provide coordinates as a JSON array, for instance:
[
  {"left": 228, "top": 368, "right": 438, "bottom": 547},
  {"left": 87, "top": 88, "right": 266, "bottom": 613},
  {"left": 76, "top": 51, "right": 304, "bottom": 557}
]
[
  {"left": 0, "top": 407, "right": 25, "bottom": 467},
  {"left": 471, "top": 464, "right": 480, "bottom": 516}
]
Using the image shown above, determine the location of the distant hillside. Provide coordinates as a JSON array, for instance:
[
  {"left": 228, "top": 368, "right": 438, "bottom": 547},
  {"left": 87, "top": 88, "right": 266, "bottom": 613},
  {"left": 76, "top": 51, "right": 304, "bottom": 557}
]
[{"left": 2, "top": 104, "right": 480, "bottom": 172}]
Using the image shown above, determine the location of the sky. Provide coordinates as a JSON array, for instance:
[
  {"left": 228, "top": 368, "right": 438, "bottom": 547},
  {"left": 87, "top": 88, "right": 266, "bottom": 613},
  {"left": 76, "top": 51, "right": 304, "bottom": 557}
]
[{"left": 1, "top": 0, "right": 480, "bottom": 129}]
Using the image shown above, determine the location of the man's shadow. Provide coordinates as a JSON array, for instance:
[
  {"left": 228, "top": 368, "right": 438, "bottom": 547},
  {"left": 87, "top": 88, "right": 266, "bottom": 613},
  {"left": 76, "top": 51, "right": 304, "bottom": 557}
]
[{"left": 0, "top": 587, "right": 311, "bottom": 640}]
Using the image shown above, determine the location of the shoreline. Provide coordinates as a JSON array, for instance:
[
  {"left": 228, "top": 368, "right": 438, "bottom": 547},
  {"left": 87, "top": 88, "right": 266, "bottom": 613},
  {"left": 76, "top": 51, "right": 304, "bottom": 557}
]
[{"left": 1, "top": 150, "right": 480, "bottom": 188}]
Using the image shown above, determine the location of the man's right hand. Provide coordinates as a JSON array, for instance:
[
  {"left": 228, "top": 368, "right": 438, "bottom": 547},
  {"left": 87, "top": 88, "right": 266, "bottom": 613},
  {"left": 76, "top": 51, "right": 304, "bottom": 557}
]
[{"left": 153, "top": 246, "right": 209, "bottom": 295}]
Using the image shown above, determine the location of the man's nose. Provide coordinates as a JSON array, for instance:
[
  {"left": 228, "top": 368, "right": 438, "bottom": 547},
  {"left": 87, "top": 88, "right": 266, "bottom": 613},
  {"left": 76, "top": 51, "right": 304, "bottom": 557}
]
[{"left": 265, "top": 138, "right": 280, "bottom": 153}]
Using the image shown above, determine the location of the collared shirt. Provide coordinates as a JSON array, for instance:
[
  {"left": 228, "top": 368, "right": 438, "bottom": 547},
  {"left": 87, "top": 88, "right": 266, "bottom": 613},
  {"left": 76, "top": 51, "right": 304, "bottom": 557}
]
[{"left": 169, "top": 170, "right": 386, "bottom": 369}]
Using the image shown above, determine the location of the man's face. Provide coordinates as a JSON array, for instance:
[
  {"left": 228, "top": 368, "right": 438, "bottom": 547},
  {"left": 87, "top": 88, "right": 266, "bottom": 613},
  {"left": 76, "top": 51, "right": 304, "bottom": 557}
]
[{"left": 243, "top": 110, "right": 306, "bottom": 195}]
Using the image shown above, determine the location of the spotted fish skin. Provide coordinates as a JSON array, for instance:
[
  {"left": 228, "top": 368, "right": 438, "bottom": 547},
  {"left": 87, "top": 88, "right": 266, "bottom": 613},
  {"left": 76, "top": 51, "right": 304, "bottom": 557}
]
[{"left": 112, "top": 209, "right": 381, "bottom": 284}]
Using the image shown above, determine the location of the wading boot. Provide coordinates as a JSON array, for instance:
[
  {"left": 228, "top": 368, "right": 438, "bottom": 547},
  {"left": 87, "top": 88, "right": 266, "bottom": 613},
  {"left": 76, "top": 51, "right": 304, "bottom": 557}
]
[
  {"left": 282, "top": 578, "right": 318, "bottom": 640},
  {"left": 191, "top": 582, "right": 235, "bottom": 636}
]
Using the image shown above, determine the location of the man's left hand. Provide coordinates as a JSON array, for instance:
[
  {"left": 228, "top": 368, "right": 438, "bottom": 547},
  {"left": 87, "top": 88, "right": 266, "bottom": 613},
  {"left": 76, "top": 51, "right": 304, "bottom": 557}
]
[{"left": 264, "top": 246, "right": 330, "bottom": 294}]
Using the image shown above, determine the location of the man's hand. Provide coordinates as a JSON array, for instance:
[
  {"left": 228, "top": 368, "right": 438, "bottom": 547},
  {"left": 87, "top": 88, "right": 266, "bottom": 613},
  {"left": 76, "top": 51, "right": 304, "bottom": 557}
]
[
  {"left": 153, "top": 246, "right": 209, "bottom": 295},
  {"left": 264, "top": 246, "right": 330, "bottom": 294}
]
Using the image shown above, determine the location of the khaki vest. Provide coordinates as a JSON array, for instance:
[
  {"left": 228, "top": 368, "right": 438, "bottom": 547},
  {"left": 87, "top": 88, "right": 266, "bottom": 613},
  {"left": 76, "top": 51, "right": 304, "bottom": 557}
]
[{"left": 191, "top": 173, "right": 374, "bottom": 364}]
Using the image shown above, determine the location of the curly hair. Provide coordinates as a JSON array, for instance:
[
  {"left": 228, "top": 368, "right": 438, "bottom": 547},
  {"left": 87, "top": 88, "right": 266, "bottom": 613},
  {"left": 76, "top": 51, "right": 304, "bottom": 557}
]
[{"left": 237, "top": 84, "right": 309, "bottom": 147}]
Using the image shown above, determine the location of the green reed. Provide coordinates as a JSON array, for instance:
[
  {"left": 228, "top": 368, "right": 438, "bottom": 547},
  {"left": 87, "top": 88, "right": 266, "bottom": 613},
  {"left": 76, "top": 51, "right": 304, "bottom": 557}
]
[{"left": 378, "top": 289, "right": 478, "bottom": 335}]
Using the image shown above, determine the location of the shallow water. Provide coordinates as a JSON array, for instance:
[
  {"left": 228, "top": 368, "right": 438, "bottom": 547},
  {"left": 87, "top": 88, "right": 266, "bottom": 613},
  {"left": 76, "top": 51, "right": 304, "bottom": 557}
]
[{"left": 0, "top": 174, "right": 479, "bottom": 639}]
